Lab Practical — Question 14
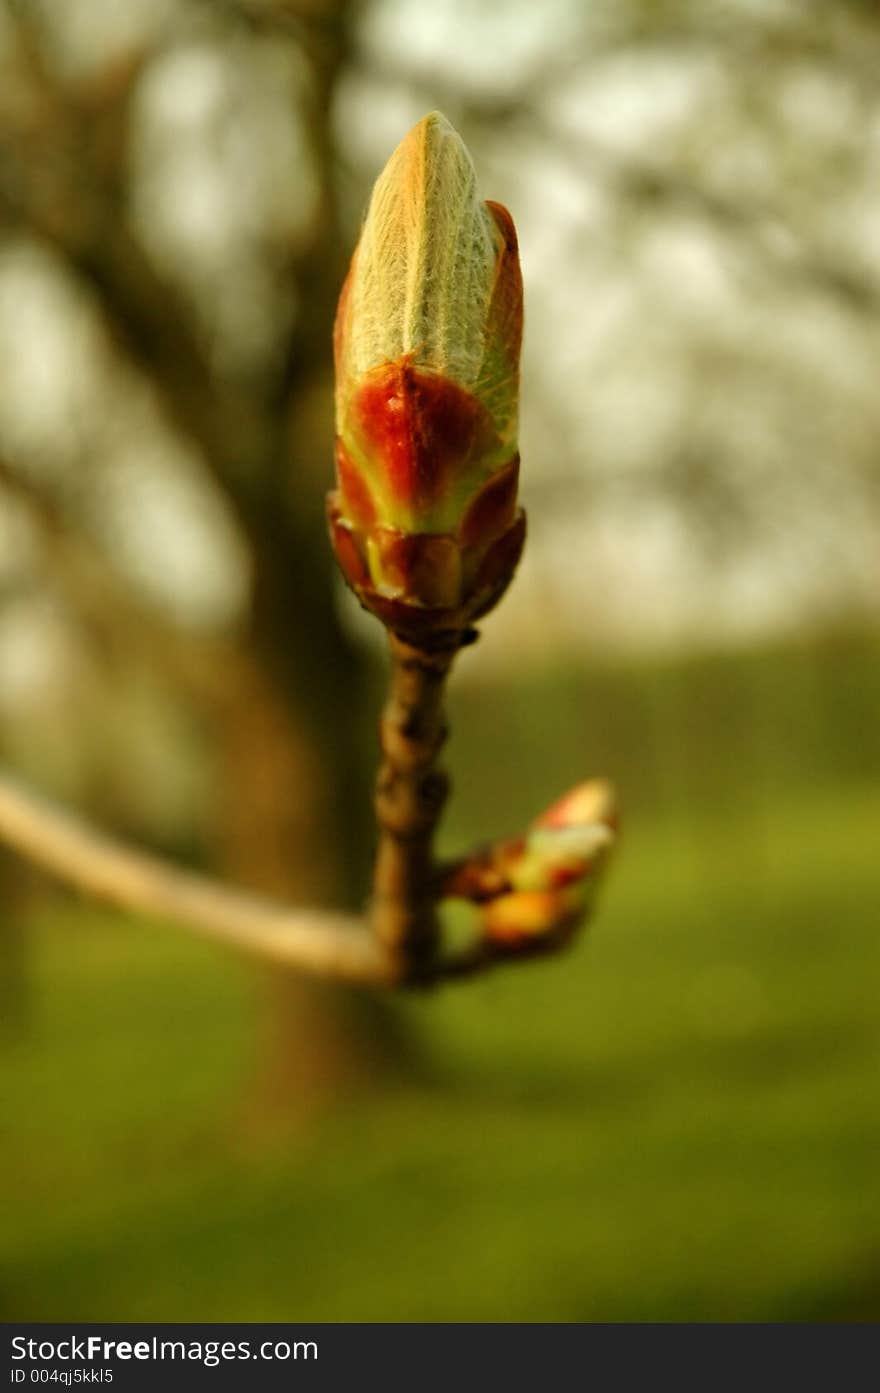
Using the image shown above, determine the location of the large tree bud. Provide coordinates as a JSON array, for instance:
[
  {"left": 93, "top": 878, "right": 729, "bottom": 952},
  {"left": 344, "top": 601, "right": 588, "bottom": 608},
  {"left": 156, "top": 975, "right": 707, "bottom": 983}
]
[{"left": 328, "top": 111, "right": 525, "bottom": 646}]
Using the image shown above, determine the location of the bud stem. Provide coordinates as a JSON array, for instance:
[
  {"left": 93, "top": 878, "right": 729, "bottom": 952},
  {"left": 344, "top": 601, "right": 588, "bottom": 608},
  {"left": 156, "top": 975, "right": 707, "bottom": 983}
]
[{"left": 370, "top": 633, "right": 458, "bottom": 979}]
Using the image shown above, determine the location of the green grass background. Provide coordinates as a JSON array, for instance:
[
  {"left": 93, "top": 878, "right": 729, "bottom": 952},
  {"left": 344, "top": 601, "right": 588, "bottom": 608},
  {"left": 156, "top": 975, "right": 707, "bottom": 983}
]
[{"left": 1, "top": 634, "right": 878, "bottom": 1321}]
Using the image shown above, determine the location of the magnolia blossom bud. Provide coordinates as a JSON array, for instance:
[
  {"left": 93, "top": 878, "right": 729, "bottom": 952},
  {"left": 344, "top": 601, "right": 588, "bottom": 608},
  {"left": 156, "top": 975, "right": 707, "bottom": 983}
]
[{"left": 328, "top": 111, "right": 524, "bottom": 646}]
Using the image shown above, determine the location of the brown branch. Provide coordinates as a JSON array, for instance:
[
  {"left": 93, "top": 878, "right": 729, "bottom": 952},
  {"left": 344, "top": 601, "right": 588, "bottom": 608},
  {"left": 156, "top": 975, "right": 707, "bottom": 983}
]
[
  {"left": 369, "top": 634, "right": 457, "bottom": 977},
  {"left": 0, "top": 770, "right": 393, "bottom": 985}
]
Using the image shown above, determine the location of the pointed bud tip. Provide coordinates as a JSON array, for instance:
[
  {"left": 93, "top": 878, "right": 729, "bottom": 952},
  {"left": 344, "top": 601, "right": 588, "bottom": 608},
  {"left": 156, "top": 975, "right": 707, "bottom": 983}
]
[
  {"left": 396, "top": 110, "right": 469, "bottom": 162},
  {"left": 411, "top": 109, "right": 460, "bottom": 140},
  {"left": 536, "top": 780, "right": 618, "bottom": 832}
]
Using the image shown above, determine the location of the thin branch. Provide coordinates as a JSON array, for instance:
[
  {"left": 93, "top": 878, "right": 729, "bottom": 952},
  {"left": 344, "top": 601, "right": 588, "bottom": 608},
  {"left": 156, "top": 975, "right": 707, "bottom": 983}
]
[
  {"left": 369, "top": 634, "right": 457, "bottom": 976},
  {"left": 0, "top": 771, "right": 393, "bottom": 986}
]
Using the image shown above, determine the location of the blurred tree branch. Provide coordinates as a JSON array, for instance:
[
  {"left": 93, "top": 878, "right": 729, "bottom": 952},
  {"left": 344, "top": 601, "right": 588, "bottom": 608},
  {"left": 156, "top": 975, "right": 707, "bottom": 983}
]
[{"left": 0, "top": 769, "right": 390, "bottom": 983}]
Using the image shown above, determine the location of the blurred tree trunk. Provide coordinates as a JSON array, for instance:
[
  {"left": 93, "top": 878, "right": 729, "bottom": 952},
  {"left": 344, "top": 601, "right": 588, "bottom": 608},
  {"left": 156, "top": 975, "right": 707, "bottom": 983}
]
[{"left": 205, "top": 0, "right": 414, "bottom": 1114}]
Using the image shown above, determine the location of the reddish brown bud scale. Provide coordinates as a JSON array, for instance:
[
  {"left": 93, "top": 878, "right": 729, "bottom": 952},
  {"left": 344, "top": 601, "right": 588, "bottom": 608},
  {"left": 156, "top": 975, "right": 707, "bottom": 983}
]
[
  {"left": 471, "top": 512, "right": 527, "bottom": 613},
  {"left": 335, "top": 440, "right": 377, "bottom": 529},
  {"left": 371, "top": 530, "right": 462, "bottom": 609},
  {"left": 349, "top": 358, "right": 498, "bottom": 521},
  {"left": 458, "top": 457, "right": 519, "bottom": 548}
]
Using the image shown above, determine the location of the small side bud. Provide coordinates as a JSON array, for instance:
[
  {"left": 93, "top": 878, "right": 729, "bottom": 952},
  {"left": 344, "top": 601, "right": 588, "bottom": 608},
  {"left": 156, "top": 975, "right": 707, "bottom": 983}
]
[
  {"left": 480, "top": 780, "right": 618, "bottom": 952},
  {"left": 328, "top": 111, "right": 525, "bottom": 647}
]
